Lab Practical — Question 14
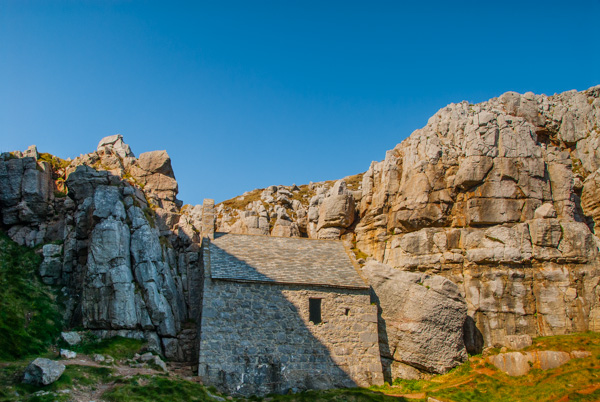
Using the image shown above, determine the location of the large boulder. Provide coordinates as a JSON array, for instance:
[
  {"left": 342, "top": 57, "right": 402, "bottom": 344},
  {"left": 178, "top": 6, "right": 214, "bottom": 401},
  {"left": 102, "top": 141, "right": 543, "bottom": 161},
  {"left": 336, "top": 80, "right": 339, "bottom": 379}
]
[
  {"left": 362, "top": 261, "right": 468, "bottom": 376},
  {"left": 22, "top": 358, "right": 65, "bottom": 386}
]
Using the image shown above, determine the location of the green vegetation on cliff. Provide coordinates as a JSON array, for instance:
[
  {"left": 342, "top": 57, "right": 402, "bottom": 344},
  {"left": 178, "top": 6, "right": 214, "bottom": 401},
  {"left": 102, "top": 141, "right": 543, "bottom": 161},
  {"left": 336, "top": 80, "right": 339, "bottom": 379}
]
[{"left": 0, "top": 232, "right": 62, "bottom": 360}]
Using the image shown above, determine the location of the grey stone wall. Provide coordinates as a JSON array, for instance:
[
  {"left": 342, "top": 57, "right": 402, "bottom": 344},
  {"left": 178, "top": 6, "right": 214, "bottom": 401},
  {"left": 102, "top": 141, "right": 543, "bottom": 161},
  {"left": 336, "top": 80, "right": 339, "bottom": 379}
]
[{"left": 198, "top": 279, "right": 383, "bottom": 396}]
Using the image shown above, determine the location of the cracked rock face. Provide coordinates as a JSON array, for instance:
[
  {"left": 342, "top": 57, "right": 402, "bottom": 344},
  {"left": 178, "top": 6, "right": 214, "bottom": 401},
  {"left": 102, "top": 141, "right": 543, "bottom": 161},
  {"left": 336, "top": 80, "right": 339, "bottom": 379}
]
[
  {"left": 212, "top": 85, "right": 600, "bottom": 360},
  {"left": 0, "top": 136, "right": 204, "bottom": 363},
  {"left": 3, "top": 85, "right": 600, "bottom": 379}
]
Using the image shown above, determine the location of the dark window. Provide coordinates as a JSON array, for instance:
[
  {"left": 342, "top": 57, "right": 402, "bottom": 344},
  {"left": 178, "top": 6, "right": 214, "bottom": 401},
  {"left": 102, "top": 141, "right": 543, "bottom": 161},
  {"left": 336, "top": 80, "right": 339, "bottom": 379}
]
[
  {"left": 344, "top": 308, "right": 350, "bottom": 316},
  {"left": 309, "top": 298, "right": 322, "bottom": 324}
]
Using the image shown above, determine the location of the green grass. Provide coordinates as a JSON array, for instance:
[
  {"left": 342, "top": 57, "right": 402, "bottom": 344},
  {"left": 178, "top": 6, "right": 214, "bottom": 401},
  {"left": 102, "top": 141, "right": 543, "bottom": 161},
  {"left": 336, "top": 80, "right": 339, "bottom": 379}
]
[
  {"left": 142, "top": 207, "right": 156, "bottom": 228},
  {"left": 38, "top": 153, "right": 70, "bottom": 170},
  {"left": 371, "top": 332, "right": 600, "bottom": 402},
  {"left": 525, "top": 331, "right": 600, "bottom": 353},
  {"left": 0, "top": 364, "right": 113, "bottom": 402},
  {"left": 343, "top": 173, "right": 364, "bottom": 191},
  {"left": 66, "top": 335, "right": 147, "bottom": 360},
  {"left": 103, "top": 375, "right": 220, "bottom": 402},
  {"left": 258, "top": 388, "right": 406, "bottom": 401},
  {"left": 352, "top": 248, "right": 369, "bottom": 261},
  {"left": 0, "top": 232, "right": 63, "bottom": 360}
]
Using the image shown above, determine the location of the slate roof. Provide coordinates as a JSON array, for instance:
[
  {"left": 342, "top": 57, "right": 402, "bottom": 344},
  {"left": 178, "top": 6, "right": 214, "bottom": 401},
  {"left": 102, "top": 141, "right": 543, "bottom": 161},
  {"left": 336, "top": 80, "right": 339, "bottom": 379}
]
[{"left": 208, "top": 233, "right": 368, "bottom": 289}]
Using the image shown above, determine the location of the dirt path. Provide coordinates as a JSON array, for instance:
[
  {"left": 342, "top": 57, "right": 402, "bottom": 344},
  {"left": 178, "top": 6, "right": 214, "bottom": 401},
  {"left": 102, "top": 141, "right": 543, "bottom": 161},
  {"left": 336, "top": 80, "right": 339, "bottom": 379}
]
[
  {"left": 59, "top": 355, "right": 199, "bottom": 402},
  {"left": 62, "top": 355, "right": 164, "bottom": 377}
]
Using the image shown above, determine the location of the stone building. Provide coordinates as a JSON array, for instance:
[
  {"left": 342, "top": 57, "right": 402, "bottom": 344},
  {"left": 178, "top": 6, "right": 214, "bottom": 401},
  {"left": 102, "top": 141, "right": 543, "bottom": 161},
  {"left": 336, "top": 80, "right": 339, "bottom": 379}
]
[{"left": 197, "top": 228, "right": 384, "bottom": 396}]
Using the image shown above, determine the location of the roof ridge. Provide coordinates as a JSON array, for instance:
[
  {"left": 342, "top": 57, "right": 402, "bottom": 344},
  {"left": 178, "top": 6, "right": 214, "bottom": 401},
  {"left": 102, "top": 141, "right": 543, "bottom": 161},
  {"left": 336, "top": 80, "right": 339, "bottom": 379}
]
[{"left": 214, "top": 231, "right": 343, "bottom": 243}]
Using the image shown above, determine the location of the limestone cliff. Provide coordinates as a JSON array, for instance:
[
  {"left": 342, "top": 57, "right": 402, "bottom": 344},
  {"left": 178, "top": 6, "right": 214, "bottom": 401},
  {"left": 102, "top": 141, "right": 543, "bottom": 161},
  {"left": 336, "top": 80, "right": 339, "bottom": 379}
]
[
  {"left": 0, "top": 136, "right": 203, "bottom": 362},
  {"left": 215, "top": 85, "right": 600, "bottom": 354}
]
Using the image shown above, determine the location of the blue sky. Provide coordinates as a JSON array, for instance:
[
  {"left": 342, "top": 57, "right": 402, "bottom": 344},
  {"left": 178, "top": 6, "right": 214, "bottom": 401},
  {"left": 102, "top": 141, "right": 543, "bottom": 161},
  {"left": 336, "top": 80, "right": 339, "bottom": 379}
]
[{"left": 1, "top": 1, "right": 599, "bottom": 204}]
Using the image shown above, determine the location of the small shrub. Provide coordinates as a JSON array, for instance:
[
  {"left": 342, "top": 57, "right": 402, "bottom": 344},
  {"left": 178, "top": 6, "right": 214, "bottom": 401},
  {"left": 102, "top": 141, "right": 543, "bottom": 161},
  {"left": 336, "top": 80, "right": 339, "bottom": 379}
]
[
  {"left": 352, "top": 247, "right": 368, "bottom": 261},
  {"left": 143, "top": 207, "right": 156, "bottom": 228}
]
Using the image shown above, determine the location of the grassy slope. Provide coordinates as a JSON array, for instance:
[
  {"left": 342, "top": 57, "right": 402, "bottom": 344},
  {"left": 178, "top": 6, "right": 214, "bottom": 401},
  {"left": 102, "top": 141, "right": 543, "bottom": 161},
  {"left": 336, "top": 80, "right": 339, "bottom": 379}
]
[
  {"left": 372, "top": 332, "right": 600, "bottom": 402},
  {"left": 0, "top": 232, "right": 62, "bottom": 360}
]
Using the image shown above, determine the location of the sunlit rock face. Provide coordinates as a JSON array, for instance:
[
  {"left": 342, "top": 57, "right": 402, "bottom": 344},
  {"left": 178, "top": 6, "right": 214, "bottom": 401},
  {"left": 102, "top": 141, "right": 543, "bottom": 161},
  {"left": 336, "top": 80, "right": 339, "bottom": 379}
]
[
  {"left": 215, "top": 85, "right": 600, "bottom": 353},
  {"left": 2, "top": 85, "right": 600, "bottom": 380},
  {"left": 354, "top": 86, "right": 600, "bottom": 352},
  {"left": 0, "top": 135, "right": 204, "bottom": 362}
]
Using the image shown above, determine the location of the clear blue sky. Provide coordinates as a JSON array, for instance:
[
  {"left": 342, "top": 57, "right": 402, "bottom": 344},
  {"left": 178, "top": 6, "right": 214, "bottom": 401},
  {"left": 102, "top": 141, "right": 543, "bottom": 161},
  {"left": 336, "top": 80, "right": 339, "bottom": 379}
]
[{"left": 1, "top": 1, "right": 599, "bottom": 204}]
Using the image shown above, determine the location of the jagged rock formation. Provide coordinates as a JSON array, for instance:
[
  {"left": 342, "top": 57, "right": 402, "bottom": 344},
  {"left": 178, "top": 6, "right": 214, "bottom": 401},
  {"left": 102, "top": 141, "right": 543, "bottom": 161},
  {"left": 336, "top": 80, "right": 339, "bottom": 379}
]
[
  {"left": 3, "top": 85, "right": 600, "bottom": 383},
  {"left": 0, "top": 136, "right": 203, "bottom": 362},
  {"left": 356, "top": 86, "right": 600, "bottom": 353},
  {"left": 214, "top": 85, "right": 600, "bottom": 357},
  {"left": 215, "top": 175, "right": 363, "bottom": 243}
]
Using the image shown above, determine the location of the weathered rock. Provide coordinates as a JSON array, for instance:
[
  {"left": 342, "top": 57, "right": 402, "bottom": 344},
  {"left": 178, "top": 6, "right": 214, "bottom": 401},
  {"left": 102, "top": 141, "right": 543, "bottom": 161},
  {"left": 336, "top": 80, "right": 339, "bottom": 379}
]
[
  {"left": 488, "top": 350, "right": 572, "bottom": 376},
  {"left": 60, "top": 349, "right": 77, "bottom": 359},
  {"left": 23, "top": 358, "right": 65, "bottom": 386},
  {"left": 317, "top": 180, "right": 355, "bottom": 231},
  {"left": 60, "top": 331, "right": 81, "bottom": 346},
  {"left": 39, "top": 244, "right": 63, "bottom": 283},
  {"left": 487, "top": 352, "right": 532, "bottom": 376},
  {"left": 503, "top": 335, "right": 532, "bottom": 350},
  {"left": 362, "top": 261, "right": 468, "bottom": 375},
  {"left": 571, "top": 350, "right": 592, "bottom": 359},
  {"left": 138, "top": 150, "right": 174, "bottom": 176},
  {"left": 454, "top": 156, "right": 493, "bottom": 189},
  {"left": 5, "top": 86, "right": 600, "bottom": 375},
  {"left": 3, "top": 138, "right": 199, "bottom": 365},
  {"left": 65, "top": 165, "right": 110, "bottom": 201},
  {"left": 534, "top": 203, "right": 557, "bottom": 219},
  {"left": 97, "top": 134, "right": 134, "bottom": 158}
]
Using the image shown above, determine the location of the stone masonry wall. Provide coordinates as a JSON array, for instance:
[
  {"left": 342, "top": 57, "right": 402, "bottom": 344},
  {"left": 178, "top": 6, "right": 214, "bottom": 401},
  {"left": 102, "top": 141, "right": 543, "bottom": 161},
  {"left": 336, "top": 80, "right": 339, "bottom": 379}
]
[{"left": 197, "top": 279, "right": 383, "bottom": 396}]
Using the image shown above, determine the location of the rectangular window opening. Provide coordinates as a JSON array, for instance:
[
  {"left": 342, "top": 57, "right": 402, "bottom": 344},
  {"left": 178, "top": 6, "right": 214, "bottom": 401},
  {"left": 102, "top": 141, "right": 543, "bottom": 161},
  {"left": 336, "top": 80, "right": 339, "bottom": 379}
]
[{"left": 309, "top": 298, "right": 322, "bottom": 324}]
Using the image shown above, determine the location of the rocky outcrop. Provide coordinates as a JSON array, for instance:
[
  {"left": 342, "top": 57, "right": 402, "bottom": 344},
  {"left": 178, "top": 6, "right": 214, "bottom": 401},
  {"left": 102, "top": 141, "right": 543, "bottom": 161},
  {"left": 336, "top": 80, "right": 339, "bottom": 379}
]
[
  {"left": 215, "top": 176, "right": 362, "bottom": 243},
  {"left": 0, "top": 135, "right": 203, "bottom": 362},
  {"left": 0, "top": 152, "right": 55, "bottom": 246},
  {"left": 353, "top": 86, "right": 600, "bottom": 353},
  {"left": 213, "top": 85, "right": 600, "bottom": 358},
  {"left": 362, "top": 261, "right": 468, "bottom": 378}
]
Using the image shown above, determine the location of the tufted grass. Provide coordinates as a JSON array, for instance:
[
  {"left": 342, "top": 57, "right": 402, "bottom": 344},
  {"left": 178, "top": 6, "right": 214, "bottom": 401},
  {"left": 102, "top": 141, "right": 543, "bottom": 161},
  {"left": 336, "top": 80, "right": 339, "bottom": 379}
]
[
  {"left": 0, "top": 232, "right": 63, "bottom": 360},
  {"left": 38, "top": 153, "right": 70, "bottom": 171},
  {"left": 63, "top": 335, "right": 147, "bottom": 361},
  {"left": 103, "top": 375, "right": 220, "bottom": 402},
  {"left": 256, "top": 388, "right": 406, "bottom": 401},
  {"left": 220, "top": 188, "right": 264, "bottom": 210},
  {"left": 0, "top": 364, "right": 113, "bottom": 402}
]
